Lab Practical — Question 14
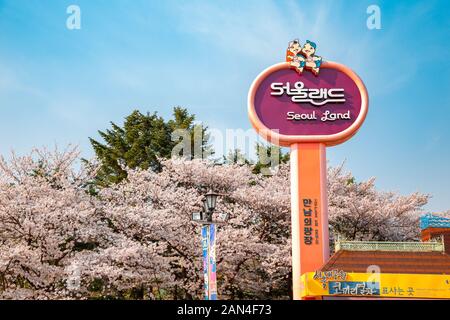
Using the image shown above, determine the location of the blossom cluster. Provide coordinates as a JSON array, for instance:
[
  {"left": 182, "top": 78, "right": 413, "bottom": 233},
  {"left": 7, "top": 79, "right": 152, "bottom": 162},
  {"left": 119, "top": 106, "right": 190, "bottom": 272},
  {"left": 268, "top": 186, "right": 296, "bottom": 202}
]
[{"left": 0, "top": 147, "right": 430, "bottom": 299}]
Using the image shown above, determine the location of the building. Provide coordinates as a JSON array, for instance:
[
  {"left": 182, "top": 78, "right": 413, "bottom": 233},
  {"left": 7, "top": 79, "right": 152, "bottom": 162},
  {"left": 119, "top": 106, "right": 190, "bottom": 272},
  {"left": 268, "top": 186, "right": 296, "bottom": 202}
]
[{"left": 300, "top": 214, "right": 450, "bottom": 299}]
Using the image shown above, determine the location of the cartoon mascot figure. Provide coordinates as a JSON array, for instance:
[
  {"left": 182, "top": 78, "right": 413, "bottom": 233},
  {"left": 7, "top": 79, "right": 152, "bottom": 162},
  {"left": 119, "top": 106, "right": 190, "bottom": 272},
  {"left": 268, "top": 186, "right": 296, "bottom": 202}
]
[{"left": 286, "top": 39, "right": 322, "bottom": 76}]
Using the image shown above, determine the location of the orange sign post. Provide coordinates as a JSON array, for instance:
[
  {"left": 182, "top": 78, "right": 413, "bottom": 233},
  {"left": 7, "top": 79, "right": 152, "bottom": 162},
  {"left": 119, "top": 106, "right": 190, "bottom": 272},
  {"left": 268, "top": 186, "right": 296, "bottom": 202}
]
[
  {"left": 290, "top": 143, "right": 329, "bottom": 299},
  {"left": 248, "top": 43, "right": 368, "bottom": 300}
]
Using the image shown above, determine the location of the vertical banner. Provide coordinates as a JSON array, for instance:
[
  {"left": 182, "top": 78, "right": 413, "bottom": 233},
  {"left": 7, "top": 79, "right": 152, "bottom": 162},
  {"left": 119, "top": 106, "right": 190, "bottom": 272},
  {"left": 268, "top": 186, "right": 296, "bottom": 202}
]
[
  {"left": 201, "top": 225, "right": 209, "bottom": 300},
  {"left": 209, "top": 224, "right": 218, "bottom": 300}
]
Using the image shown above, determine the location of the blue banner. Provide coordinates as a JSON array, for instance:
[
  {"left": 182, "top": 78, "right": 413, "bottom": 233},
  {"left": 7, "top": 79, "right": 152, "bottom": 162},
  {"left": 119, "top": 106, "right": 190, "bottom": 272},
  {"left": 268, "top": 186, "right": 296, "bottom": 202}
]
[
  {"left": 201, "top": 225, "right": 209, "bottom": 300},
  {"left": 209, "top": 224, "right": 217, "bottom": 300}
]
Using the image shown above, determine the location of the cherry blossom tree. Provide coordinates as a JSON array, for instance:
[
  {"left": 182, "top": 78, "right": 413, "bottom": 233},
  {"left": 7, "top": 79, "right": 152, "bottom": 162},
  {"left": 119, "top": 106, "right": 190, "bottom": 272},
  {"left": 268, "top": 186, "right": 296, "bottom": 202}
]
[
  {"left": 0, "top": 146, "right": 431, "bottom": 299},
  {"left": 327, "top": 164, "right": 429, "bottom": 241},
  {"left": 0, "top": 146, "right": 104, "bottom": 299}
]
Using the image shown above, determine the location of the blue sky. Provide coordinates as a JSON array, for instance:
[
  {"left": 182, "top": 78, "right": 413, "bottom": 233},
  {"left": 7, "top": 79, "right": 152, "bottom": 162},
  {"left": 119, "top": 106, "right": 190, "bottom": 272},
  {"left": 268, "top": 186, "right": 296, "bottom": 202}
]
[{"left": 0, "top": 0, "right": 449, "bottom": 212}]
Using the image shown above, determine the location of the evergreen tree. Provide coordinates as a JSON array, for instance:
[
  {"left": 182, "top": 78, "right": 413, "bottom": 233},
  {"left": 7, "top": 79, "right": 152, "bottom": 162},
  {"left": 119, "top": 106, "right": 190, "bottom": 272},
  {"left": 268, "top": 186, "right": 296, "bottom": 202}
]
[
  {"left": 223, "top": 148, "right": 252, "bottom": 165},
  {"left": 88, "top": 107, "right": 211, "bottom": 185},
  {"left": 252, "top": 143, "right": 290, "bottom": 174}
]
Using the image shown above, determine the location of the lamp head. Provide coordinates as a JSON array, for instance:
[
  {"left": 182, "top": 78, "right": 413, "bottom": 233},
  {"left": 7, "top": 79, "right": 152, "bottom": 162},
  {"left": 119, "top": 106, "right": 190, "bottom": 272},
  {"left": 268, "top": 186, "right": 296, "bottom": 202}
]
[{"left": 204, "top": 190, "right": 219, "bottom": 211}]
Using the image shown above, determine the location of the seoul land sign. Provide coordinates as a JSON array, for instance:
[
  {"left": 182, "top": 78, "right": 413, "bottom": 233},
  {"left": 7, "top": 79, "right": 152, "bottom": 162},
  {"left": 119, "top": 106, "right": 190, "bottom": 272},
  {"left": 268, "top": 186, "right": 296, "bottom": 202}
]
[
  {"left": 248, "top": 40, "right": 368, "bottom": 300},
  {"left": 248, "top": 62, "right": 368, "bottom": 146}
]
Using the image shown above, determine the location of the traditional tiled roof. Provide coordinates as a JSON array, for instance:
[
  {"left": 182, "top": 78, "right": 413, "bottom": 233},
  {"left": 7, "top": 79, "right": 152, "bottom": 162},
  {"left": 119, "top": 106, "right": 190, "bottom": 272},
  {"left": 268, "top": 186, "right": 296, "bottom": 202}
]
[
  {"left": 321, "top": 250, "right": 450, "bottom": 274},
  {"left": 323, "top": 215, "right": 450, "bottom": 275},
  {"left": 322, "top": 235, "right": 450, "bottom": 274},
  {"left": 335, "top": 239, "right": 444, "bottom": 253}
]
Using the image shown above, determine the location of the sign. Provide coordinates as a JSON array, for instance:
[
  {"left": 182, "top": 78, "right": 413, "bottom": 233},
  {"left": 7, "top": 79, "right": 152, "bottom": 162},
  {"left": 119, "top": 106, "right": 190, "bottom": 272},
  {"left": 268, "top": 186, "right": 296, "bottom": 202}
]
[
  {"left": 247, "top": 39, "right": 369, "bottom": 300},
  {"left": 301, "top": 272, "right": 450, "bottom": 299},
  {"left": 329, "top": 281, "right": 380, "bottom": 296},
  {"left": 313, "top": 270, "right": 348, "bottom": 288},
  {"left": 248, "top": 62, "right": 368, "bottom": 146},
  {"left": 201, "top": 225, "right": 209, "bottom": 300},
  {"left": 201, "top": 224, "right": 217, "bottom": 300},
  {"left": 209, "top": 224, "right": 217, "bottom": 300}
]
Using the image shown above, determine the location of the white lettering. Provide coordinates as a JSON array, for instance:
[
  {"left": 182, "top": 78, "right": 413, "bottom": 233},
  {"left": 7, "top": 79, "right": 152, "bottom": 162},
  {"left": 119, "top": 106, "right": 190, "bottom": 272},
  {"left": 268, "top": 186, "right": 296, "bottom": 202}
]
[
  {"left": 178, "top": 304, "right": 211, "bottom": 317},
  {"left": 270, "top": 82, "right": 284, "bottom": 95},
  {"left": 320, "top": 110, "right": 351, "bottom": 121},
  {"left": 271, "top": 81, "right": 345, "bottom": 106},
  {"left": 287, "top": 111, "right": 317, "bottom": 121}
]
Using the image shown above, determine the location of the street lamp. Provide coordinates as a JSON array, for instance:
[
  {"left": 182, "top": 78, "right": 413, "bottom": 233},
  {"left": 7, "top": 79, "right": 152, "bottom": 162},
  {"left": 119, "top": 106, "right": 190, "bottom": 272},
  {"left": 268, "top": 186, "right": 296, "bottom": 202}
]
[
  {"left": 202, "top": 199, "right": 210, "bottom": 221},
  {"left": 205, "top": 190, "right": 219, "bottom": 211},
  {"left": 191, "top": 190, "right": 229, "bottom": 300}
]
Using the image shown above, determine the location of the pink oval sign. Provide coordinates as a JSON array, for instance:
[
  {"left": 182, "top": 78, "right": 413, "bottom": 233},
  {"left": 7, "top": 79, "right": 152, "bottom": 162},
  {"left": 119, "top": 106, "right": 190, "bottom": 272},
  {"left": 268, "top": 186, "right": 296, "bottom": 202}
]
[{"left": 248, "top": 62, "right": 368, "bottom": 146}]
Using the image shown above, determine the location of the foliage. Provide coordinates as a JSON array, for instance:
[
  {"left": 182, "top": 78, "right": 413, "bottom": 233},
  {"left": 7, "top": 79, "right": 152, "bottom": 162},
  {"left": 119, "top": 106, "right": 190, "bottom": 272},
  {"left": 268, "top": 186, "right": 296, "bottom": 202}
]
[
  {"left": 327, "top": 165, "right": 429, "bottom": 241},
  {"left": 88, "top": 107, "right": 211, "bottom": 186},
  {"left": 0, "top": 147, "right": 430, "bottom": 299},
  {"left": 252, "top": 143, "right": 290, "bottom": 175},
  {"left": 223, "top": 149, "right": 252, "bottom": 165},
  {"left": 223, "top": 144, "right": 290, "bottom": 176}
]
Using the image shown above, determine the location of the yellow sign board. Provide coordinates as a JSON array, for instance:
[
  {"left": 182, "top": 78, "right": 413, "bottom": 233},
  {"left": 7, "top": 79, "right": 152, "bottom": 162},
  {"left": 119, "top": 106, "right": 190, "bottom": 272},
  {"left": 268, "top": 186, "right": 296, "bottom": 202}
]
[{"left": 301, "top": 271, "right": 450, "bottom": 299}]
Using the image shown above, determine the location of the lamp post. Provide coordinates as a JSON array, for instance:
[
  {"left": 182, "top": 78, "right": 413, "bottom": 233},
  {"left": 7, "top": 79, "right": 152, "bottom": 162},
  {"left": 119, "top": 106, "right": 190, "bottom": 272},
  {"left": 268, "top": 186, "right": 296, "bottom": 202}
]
[{"left": 192, "top": 190, "right": 228, "bottom": 300}]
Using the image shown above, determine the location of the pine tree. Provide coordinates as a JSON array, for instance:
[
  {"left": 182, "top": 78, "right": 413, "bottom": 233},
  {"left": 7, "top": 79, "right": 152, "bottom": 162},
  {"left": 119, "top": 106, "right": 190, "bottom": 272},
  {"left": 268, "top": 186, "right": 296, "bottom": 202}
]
[
  {"left": 223, "top": 148, "right": 252, "bottom": 165},
  {"left": 252, "top": 143, "right": 290, "bottom": 174},
  {"left": 88, "top": 107, "right": 211, "bottom": 186}
]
